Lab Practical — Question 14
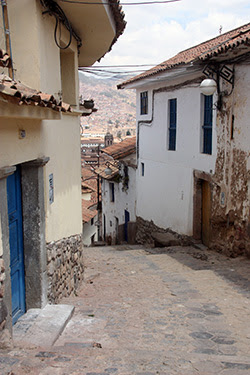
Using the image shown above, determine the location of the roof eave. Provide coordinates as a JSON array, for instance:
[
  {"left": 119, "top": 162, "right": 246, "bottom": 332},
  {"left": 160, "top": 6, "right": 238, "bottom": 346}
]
[
  {"left": 118, "top": 63, "right": 202, "bottom": 90},
  {"left": 56, "top": 0, "right": 126, "bottom": 66}
]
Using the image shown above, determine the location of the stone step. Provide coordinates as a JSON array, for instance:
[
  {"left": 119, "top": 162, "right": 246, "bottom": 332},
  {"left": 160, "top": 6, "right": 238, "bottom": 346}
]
[{"left": 13, "top": 304, "right": 74, "bottom": 347}]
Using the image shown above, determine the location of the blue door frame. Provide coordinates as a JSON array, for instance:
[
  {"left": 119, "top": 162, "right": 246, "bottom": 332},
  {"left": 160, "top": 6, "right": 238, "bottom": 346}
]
[
  {"left": 124, "top": 210, "right": 130, "bottom": 242},
  {"left": 7, "top": 167, "right": 26, "bottom": 325}
]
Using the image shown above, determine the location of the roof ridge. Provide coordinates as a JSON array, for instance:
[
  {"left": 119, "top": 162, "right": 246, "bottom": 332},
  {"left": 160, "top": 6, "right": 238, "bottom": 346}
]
[
  {"left": 175, "top": 22, "right": 250, "bottom": 57},
  {"left": 118, "top": 21, "right": 250, "bottom": 88}
]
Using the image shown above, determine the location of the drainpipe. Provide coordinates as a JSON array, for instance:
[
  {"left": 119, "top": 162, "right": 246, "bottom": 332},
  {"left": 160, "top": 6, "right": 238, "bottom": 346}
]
[{"left": 1, "top": 0, "right": 14, "bottom": 79}]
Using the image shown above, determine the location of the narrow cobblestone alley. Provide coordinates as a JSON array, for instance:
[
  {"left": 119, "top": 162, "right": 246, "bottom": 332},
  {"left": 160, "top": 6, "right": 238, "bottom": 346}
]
[{"left": 1, "top": 245, "right": 250, "bottom": 375}]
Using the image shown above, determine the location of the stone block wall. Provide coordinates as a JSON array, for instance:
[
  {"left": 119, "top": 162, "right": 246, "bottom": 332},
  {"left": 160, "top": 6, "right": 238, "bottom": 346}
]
[
  {"left": 47, "top": 234, "right": 84, "bottom": 304},
  {"left": 0, "top": 257, "right": 6, "bottom": 330},
  {"left": 135, "top": 216, "right": 191, "bottom": 246},
  {"left": 0, "top": 257, "right": 11, "bottom": 348}
]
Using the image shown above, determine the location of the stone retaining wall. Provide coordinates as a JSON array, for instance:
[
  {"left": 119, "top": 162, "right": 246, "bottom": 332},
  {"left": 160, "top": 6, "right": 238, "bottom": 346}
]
[
  {"left": 47, "top": 234, "right": 84, "bottom": 304},
  {"left": 135, "top": 216, "right": 191, "bottom": 246},
  {"left": 0, "top": 257, "right": 10, "bottom": 348},
  {"left": 0, "top": 257, "right": 6, "bottom": 331}
]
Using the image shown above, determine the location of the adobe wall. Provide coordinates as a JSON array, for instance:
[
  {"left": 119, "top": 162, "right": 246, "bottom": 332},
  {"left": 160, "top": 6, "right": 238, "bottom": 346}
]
[{"left": 208, "top": 65, "right": 250, "bottom": 258}]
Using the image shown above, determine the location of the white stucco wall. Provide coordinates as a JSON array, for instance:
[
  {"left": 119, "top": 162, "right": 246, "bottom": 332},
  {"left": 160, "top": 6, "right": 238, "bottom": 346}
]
[
  {"left": 82, "top": 214, "right": 98, "bottom": 246},
  {"left": 0, "top": 112, "right": 82, "bottom": 242},
  {"left": 43, "top": 114, "right": 82, "bottom": 241},
  {"left": 0, "top": 1, "right": 82, "bottom": 242},
  {"left": 102, "top": 161, "right": 136, "bottom": 240},
  {"left": 7, "top": 0, "right": 79, "bottom": 101},
  {"left": 136, "top": 81, "right": 217, "bottom": 235}
]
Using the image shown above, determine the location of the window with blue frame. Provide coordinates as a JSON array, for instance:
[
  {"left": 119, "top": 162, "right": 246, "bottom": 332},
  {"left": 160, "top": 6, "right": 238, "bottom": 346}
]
[
  {"left": 140, "top": 91, "right": 148, "bottom": 115},
  {"left": 168, "top": 98, "right": 177, "bottom": 151},
  {"left": 202, "top": 95, "right": 213, "bottom": 155},
  {"left": 141, "top": 162, "right": 145, "bottom": 176},
  {"left": 109, "top": 182, "right": 115, "bottom": 202}
]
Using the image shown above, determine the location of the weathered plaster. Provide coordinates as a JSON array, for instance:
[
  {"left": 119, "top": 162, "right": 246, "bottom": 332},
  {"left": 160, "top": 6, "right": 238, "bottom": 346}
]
[
  {"left": 209, "top": 64, "right": 250, "bottom": 257},
  {"left": 21, "top": 158, "right": 49, "bottom": 309}
]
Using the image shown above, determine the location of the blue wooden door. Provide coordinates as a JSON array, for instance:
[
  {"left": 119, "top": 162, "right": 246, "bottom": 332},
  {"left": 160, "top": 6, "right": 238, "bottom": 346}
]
[
  {"left": 124, "top": 210, "right": 130, "bottom": 242},
  {"left": 7, "top": 167, "right": 26, "bottom": 324}
]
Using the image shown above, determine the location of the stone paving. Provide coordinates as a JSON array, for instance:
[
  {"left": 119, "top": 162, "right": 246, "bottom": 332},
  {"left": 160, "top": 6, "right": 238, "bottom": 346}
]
[{"left": 1, "top": 244, "right": 250, "bottom": 375}]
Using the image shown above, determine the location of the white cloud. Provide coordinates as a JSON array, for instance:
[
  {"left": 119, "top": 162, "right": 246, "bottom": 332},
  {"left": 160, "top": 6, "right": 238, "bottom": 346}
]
[{"left": 90, "top": 0, "right": 250, "bottom": 72}]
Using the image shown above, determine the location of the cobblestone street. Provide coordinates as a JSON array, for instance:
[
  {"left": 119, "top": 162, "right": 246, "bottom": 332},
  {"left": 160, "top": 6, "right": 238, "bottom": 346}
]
[{"left": 1, "top": 244, "right": 250, "bottom": 375}]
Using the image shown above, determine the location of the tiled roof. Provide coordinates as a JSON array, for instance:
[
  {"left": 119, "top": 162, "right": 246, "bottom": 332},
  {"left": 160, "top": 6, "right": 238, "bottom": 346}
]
[
  {"left": 0, "top": 74, "right": 72, "bottom": 112},
  {"left": 94, "top": 162, "right": 120, "bottom": 180},
  {"left": 118, "top": 22, "right": 250, "bottom": 88},
  {"left": 82, "top": 199, "right": 98, "bottom": 223},
  {"left": 81, "top": 168, "right": 97, "bottom": 192},
  {"left": 0, "top": 49, "right": 11, "bottom": 68},
  {"left": 82, "top": 182, "right": 94, "bottom": 194},
  {"left": 102, "top": 136, "right": 136, "bottom": 160}
]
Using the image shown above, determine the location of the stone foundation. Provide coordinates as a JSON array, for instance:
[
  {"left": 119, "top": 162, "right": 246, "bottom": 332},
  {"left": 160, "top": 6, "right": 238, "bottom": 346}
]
[
  {"left": 0, "top": 257, "right": 11, "bottom": 348},
  {"left": 135, "top": 217, "right": 192, "bottom": 247},
  {"left": 0, "top": 257, "right": 6, "bottom": 332},
  {"left": 47, "top": 234, "right": 84, "bottom": 304},
  {"left": 210, "top": 215, "right": 250, "bottom": 258}
]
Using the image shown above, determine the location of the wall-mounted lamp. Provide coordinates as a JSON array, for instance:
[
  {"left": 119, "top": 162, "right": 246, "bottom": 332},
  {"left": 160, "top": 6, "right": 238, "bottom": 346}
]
[
  {"left": 104, "top": 161, "right": 120, "bottom": 176},
  {"left": 200, "top": 78, "right": 217, "bottom": 96},
  {"left": 105, "top": 165, "right": 113, "bottom": 176},
  {"left": 200, "top": 64, "right": 234, "bottom": 110}
]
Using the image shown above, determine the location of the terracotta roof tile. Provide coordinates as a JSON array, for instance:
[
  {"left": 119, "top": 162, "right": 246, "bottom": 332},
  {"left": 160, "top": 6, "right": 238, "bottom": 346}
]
[
  {"left": 102, "top": 136, "right": 136, "bottom": 160},
  {"left": 0, "top": 74, "right": 72, "bottom": 113},
  {"left": 0, "top": 49, "right": 11, "bottom": 68},
  {"left": 82, "top": 199, "right": 98, "bottom": 223},
  {"left": 118, "top": 22, "right": 250, "bottom": 88},
  {"left": 94, "top": 162, "right": 119, "bottom": 180}
]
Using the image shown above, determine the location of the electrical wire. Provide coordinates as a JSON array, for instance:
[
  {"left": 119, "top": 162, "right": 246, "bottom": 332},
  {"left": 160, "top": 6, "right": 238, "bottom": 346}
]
[
  {"left": 54, "top": 11, "right": 72, "bottom": 49},
  {"left": 81, "top": 67, "right": 151, "bottom": 74},
  {"left": 80, "top": 64, "right": 159, "bottom": 68},
  {"left": 40, "top": 0, "right": 82, "bottom": 50},
  {"left": 81, "top": 70, "right": 147, "bottom": 77},
  {"left": 59, "top": 0, "right": 181, "bottom": 5}
]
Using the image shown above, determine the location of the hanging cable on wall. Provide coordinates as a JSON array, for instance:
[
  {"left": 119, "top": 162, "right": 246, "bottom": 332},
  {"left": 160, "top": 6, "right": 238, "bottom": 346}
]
[{"left": 40, "top": 0, "right": 82, "bottom": 51}]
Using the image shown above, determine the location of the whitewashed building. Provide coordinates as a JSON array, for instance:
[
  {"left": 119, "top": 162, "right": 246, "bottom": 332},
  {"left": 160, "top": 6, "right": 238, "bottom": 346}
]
[
  {"left": 118, "top": 23, "right": 250, "bottom": 258},
  {"left": 95, "top": 137, "right": 137, "bottom": 244},
  {"left": 82, "top": 183, "right": 98, "bottom": 246}
]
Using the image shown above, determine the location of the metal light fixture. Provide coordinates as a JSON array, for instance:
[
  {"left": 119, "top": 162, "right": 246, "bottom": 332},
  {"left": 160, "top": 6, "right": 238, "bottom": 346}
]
[
  {"left": 105, "top": 165, "right": 112, "bottom": 175},
  {"left": 200, "top": 64, "right": 234, "bottom": 110},
  {"left": 104, "top": 161, "right": 120, "bottom": 176},
  {"left": 200, "top": 78, "right": 217, "bottom": 96}
]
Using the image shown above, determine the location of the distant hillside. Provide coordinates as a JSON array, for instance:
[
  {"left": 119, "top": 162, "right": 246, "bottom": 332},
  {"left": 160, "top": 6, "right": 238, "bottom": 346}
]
[{"left": 79, "top": 73, "right": 136, "bottom": 138}]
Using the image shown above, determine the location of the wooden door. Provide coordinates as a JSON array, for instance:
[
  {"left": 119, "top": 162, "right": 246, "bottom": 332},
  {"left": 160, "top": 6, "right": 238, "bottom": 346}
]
[
  {"left": 7, "top": 167, "right": 26, "bottom": 324},
  {"left": 202, "top": 180, "right": 211, "bottom": 247}
]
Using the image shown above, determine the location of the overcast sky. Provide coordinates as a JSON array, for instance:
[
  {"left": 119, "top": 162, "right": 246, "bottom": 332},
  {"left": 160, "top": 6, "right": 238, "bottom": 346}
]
[{"left": 90, "top": 0, "right": 249, "bottom": 75}]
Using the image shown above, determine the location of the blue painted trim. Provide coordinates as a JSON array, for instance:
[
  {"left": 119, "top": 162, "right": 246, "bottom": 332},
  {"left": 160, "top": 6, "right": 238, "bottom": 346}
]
[{"left": 7, "top": 166, "right": 26, "bottom": 325}]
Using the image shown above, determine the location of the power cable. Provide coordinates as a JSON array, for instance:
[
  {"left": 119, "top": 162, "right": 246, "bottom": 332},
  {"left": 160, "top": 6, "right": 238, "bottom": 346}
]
[
  {"left": 79, "top": 64, "right": 160, "bottom": 68},
  {"left": 40, "top": 0, "right": 82, "bottom": 50},
  {"left": 81, "top": 67, "right": 151, "bottom": 74},
  {"left": 59, "top": 0, "right": 181, "bottom": 5}
]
